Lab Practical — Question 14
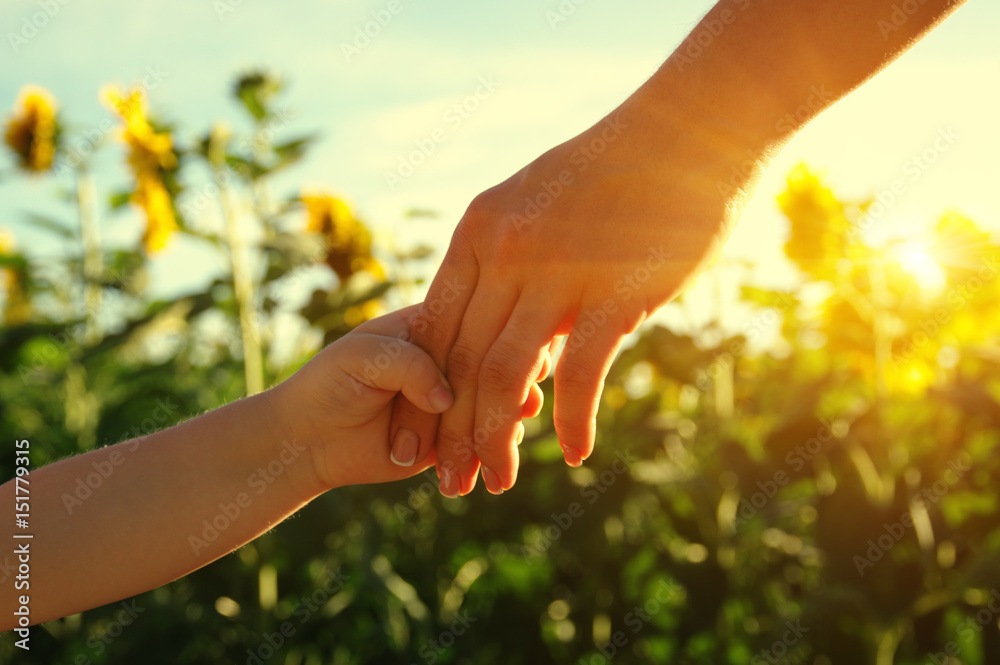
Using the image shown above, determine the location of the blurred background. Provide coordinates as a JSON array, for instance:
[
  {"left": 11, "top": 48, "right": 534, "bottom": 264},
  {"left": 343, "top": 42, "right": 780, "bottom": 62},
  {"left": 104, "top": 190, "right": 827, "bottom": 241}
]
[{"left": 2, "top": 0, "right": 1000, "bottom": 663}]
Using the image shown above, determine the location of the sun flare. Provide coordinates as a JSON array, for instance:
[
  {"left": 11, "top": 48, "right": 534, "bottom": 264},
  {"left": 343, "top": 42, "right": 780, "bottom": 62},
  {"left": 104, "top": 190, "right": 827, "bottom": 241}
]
[{"left": 890, "top": 239, "right": 947, "bottom": 292}]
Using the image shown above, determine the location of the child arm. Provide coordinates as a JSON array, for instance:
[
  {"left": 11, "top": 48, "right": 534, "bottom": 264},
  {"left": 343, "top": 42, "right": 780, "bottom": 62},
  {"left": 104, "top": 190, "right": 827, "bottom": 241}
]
[{"left": 0, "top": 305, "right": 453, "bottom": 629}]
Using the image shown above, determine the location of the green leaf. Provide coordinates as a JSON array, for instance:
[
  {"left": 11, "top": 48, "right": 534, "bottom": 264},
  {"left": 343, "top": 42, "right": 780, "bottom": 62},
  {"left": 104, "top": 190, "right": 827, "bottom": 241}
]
[
  {"left": 405, "top": 208, "right": 440, "bottom": 219},
  {"left": 226, "top": 155, "right": 268, "bottom": 180},
  {"left": 233, "top": 71, "right": 283, "bottom": 122},
  {"left": 272, "top": 134, "right": 317, "bottom": 166},
  {"left": 394, "top": 245, "right": 434, "bottom": 261},
  {"left": 108, "top": 190, "right": 133, "bottom": 211},
  {"left": 739, "top": 286, "right": 798, "bottom": 311},
  {"left": 20, "top": 212, "right": 75, "bottom": 239},
  {"left": 0, "top": 254, "right": 27, "bottom": 270},
  {"left": 103, "top": 250, "right": 147, "bottom": 293}
]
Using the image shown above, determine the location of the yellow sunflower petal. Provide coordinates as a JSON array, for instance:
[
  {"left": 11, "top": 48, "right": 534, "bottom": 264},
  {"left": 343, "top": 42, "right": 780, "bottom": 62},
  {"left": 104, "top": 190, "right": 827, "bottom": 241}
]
[
  {"left": 134, "top": 175, "right": 177, "bottom": 254},
  {"left": 3, "top": 86, "right": 58, "bottom": 173}
]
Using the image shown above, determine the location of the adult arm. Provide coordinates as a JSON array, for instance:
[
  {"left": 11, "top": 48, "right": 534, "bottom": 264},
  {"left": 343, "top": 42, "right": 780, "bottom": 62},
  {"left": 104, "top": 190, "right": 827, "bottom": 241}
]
[{"left": 389, "top": 0, "right": 967, "bottom": 495}]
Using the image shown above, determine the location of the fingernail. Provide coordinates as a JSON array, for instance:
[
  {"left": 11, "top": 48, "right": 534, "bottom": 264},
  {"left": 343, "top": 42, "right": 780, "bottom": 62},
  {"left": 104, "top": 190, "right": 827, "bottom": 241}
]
[
  {"left": 439, "top": 466, "right": 459, "bottom": 499},
  {"left": 515, "top": 423, "right": 525, "bottom": 445},
  {"left": 390, "top": 428, "right": 419, "bottom": 467},
  {"left": 481, "top": 466, "right": 504, "bottom": 495},
  {"left": 561, "top": 443, "right": 583, "bottom": 468},
  {"left": 428, "top": 384, "right": 454, "bottom": 412}
]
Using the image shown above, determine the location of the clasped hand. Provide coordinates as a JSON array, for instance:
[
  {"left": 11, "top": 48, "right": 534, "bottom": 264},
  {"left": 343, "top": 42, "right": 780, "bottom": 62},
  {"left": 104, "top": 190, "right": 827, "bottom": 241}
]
[{"left": 388, "top": 102, "right": 747, "bottom": 496}]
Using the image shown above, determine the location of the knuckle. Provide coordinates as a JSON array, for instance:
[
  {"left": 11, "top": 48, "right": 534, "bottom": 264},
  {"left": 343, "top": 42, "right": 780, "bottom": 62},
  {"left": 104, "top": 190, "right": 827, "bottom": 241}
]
[
  {"left": 494, "top": 227, "right": 520, "bottom": 259},
  {"left": 402, "top": 350, "right": 430, "bottom": 384},
  {"left": 410, "top": 306, "right": 451, "bottom": 350},
  {"left": 436, "top": 427, "right": 476, "bottom": 463},
  {"left": 472, "top": 412, "right": 516, "bottom": 460},
  {"left": 446, "top": 343, "right": 481, "bottom": 388},
  {"left": 445, "top": 218, "right": 478, "bottom": 263},
  {"left": 552, "top": 413, "right": 592, "bottom": 444},
  {"left": 464, "top": 189, "right": 498, "bottom": 222},
  {"left": 462, "top": 190, "right": 523, "bottom": 263},
  {"left": 556, "top": 355, "right": 596, "bottom": 397},
  {"left": 394, "top": 397, "right": 436, "bottom": 425},
  {"left": 479, "top": 347, "right": 525, "bottom": 395},
  {"left": 473, "top": 436, "right": 506, "bottom": 462}
]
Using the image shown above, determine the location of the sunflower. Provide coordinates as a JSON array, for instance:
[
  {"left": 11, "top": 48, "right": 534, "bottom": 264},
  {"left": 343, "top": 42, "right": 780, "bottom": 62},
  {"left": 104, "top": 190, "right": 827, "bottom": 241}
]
[
  {"left": 344, "top": 300, "right": 383, "bottom": 328},
  {"left": 0, "top": 229, "right": 30, "bottom": 325},
  {"left": 3, "top": 86, "right": 58, "bottom": 173},
  {"left": 302, "top": 193, "right": 385, "bottom": 282},
  {"left": 134, "top": 173, "right": 178, "bottom": 253},
  {"left": 778, "top": 165, "right": 852, "bottom": 280},
  {"left": 101, "top": 85, "right": 178, "bottom": 253}
]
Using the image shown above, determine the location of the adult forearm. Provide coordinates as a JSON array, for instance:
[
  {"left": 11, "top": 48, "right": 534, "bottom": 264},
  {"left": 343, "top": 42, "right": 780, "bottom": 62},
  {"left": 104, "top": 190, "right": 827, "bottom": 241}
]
[
  {"left": 632, "top": 0, "right": 964, "bottom": 165},
  {"left": 1, "top": 389, "right": 315, "bottom": 628}
]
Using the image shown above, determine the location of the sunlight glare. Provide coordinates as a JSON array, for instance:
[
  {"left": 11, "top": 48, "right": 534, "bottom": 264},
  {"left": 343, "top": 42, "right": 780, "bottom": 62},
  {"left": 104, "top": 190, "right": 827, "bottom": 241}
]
[{"left": 891, "top": 240, "right": 947, "bottom": 292}]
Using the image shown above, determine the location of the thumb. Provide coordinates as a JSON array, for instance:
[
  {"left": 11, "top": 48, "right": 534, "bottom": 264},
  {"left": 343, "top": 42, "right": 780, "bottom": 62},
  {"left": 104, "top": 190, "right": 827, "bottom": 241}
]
[{"left": 338, "top": 334, "right": 455, "bottom": 416}]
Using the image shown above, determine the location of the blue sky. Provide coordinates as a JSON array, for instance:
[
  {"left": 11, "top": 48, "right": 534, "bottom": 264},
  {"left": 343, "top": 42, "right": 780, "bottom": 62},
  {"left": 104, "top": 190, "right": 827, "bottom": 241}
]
[{"left": 2, "top": 0, "right": 999, "bottom": 338}]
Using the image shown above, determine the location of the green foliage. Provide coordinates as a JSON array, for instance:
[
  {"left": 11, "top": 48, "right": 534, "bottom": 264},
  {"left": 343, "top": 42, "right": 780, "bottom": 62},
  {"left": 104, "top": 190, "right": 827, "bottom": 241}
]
[{"left": 3, "top": 72, "right": 1000, "bottom": 665}]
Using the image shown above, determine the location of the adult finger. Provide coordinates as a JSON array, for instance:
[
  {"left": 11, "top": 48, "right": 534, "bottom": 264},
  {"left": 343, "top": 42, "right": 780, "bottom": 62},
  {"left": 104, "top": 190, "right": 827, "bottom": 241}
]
[
  {"left": 435, "top": 285, "right": 520, "bottom": 497},
  {"left": 388, "top": 232, "right": 477, "bottom": 469},
  {"left": 473, "top": 297, "right": 566, "bottom": 493},
  {"left": 536, "top": 338, "right": 558, "bottom": 382},
  {"left": 522, "top": 383, "right": 544, "bottom": 420},
  {"left": 552, "top": 307, "right": 626, "bottom": 466}
]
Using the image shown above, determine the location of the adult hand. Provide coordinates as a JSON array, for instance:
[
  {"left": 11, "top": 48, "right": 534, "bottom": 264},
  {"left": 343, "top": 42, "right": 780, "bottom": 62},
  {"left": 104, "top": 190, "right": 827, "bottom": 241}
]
[
  {"left": 390, "top": 95, "right": 752, "bottom": 496},
  {"left": 388, "top": 0, "right": 963, "bottom": 497}
]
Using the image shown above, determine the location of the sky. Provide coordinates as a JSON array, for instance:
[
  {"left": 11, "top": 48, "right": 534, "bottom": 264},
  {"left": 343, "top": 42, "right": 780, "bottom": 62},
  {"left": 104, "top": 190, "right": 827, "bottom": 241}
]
[{"left": 1, "top": 0, "right": 999, "bottom": 341}]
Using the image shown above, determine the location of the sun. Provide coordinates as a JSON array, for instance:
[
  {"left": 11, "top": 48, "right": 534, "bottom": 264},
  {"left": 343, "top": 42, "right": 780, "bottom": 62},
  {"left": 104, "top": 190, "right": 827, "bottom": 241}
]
[{"left": 889, "top": 239, "right": 946, "bottom": 292}]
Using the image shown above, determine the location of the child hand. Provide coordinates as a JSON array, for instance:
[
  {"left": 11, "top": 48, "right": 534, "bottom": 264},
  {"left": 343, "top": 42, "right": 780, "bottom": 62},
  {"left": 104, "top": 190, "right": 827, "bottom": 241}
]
[{"left": 271, "top": 304, "right": 455, "bottom": 492}]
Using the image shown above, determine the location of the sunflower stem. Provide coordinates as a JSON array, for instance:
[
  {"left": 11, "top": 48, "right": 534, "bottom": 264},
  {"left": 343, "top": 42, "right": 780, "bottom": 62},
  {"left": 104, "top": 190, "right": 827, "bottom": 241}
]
[
  {"left": 218, "top": 167, "right": 265, "bottom": 396},
  {"left": 77, "top": 168, "right": 102, "bottom": 344}
]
